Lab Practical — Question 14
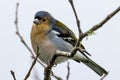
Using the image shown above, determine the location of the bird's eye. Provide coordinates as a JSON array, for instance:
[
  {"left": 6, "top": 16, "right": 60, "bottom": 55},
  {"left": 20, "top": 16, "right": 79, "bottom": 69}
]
[{"left": 42, "top": 19, "right": 46, "bottom": 22}]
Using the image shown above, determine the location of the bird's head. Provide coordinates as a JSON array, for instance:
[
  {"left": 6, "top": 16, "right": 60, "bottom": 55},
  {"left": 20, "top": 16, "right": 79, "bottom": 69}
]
[{"left": 33, "top": 11, "right": 77, "bottom": 45}]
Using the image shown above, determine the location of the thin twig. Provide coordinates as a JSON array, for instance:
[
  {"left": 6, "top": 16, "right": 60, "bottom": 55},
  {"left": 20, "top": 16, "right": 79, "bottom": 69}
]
[
  {"left": 82, "top": 6, "right": 120, "bottom": 40},
  {"left": 10, "top": 70, "right": 16, "bottom": 80},
  {"left": 24, "top": 47, "right": 40, "bottom": 80},
  {"left": 15, "top": 3, "right": 19, "bottom": 32},
  {"left": 69, "top": 0, "right": 82, "bottom": 47},
  {"left": 14, "top": 2, "right": 34, "bottom": 57},
  {"left": 66, "top": 61, "right": 70, "bottom": 80},
  {"left": 32, "top": 55, "right": 46, "bottom": 68},
  {"left": 69, "top": 0, "right": 82, "bottom": 34}
]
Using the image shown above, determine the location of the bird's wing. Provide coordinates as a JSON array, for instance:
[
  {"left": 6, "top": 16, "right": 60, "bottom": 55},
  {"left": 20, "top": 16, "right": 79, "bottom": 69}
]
[
  {"left": 48, "top": 30, "right": 73, "bottom": 52},
  {"left": 53, "top": 20, "right": 77, "bottom": 46},
  {"left": 53, "top": 20, "right": 91, "bottom": 56},
  {"left": 48, "top": 30, "right": 89, "bottom": 59}
]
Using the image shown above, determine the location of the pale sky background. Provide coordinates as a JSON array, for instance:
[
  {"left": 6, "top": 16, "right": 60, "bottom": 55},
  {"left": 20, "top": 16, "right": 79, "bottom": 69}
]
[{"left": 0, "top": 0, "right": 120, "bottom": 80}]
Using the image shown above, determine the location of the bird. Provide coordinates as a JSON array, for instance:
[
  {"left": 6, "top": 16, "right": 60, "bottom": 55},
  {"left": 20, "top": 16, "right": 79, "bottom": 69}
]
[{"left": 30, "top": 11, "right": 108, "bottom": 77}]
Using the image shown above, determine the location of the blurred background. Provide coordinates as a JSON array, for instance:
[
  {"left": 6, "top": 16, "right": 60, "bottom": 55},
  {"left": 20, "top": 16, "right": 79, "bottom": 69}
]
[{"left": 0, "top": 0, "right": 120, "bottom": 80}]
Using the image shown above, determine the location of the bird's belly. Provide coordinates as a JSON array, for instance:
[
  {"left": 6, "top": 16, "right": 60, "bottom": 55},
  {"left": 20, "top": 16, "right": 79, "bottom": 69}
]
[{"left": 33, "top": 39, "right": 67, "bottom": 64}]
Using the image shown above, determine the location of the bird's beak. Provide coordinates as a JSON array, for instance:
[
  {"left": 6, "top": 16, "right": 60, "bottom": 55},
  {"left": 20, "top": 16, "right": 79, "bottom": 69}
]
[{"left": 33, "top": 19, "right": 40, "bottom": 25}]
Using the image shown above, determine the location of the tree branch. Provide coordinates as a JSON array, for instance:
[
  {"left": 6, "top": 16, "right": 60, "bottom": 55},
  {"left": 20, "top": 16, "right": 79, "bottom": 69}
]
[
  {"left": 69, "top": 0, "right": 83, "bottom": 47},
  {"left": 82, "top": 6, "right": 120, "bottom": 39},
  {"left": 24, "top": 47, "right": 40, "bottom": 80},
  {"left": 10, "top": 70, "right": 16, "bottom": 80},
  {"left": 66, "top": 61, "right": 70, "bottom": 80},
  {"left": 69, "top": 0, "right": 82, "bottom": 33},
  {"left": 14, "top": 2, "right": 34, "bottom": 57}
]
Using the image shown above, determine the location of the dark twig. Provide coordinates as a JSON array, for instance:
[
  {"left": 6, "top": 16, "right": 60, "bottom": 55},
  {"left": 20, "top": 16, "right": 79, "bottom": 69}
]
[
  {"left": 66, "top": 61, "right": 70, "bottom": 80},
  {"left": 15, "top": 3, "right": 19, "bottom": 33},
  {"left": 69, "top": 0, "right": 82, "bottom": 34},
  {"left": 24, "top": 47, "right": 40, "bottom": 80},
  {"left": 68, "top": 0, "right": 92, "bottom": 57},
  {"left": 32, "top": 55, "right": 46, "bottom": 68},
  {"left": 10, "top": 70, "right": 16, "bottom": 80},
  {"left": 82, "top": 6, "right": 120, "bottom": 40},
  {"left": 69, "top": 0, "right": 83, "bottom": 46},
  {"left": 14, "top": 3, "right": 34, "bottom": 57}
]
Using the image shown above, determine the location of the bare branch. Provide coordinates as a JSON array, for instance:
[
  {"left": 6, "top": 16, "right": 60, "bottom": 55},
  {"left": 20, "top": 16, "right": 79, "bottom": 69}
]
[
  {"left": 66, "top": 61, "right": 70, "bottom": 80},
  {"left": 14, "top": 3, "right": 19, "bottom": 32},
  {"left": 69, "top": 0, "right": 83, "bottom": 46},
  {"left": 24, "top": 47, "right": 40, "bottom": 80},
  {"left": 82, "top": 6, "right": 120, "bottom": 39},
  {"left": 69, "top": 0, "right": 82, "bottom": 34},
  {"left": 14, "top": 3, "right": 34, "bottom": 57},
  {"left": 10, "top": 70, "right": 16, "bottom": 80}
]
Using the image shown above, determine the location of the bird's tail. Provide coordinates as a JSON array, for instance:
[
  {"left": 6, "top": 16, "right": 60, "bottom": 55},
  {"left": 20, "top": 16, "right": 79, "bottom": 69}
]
[
  {"left": 82, "top": 58, "right": 108, "bottom": 76},
  {"left": 73, "top": 52, "right": 108, "bottom": 76}
]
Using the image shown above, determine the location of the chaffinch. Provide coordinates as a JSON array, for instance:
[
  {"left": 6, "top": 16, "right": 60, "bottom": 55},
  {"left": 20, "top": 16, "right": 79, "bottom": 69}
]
[{"left": 30, "top": 11, "right": 108, "bottom": 76}]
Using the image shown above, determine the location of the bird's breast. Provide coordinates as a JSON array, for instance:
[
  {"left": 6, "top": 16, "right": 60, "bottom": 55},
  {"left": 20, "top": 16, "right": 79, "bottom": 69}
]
[
  {"left": 31, "top": 33, "right": 56, "bottom": 62},
  {"left": 30, "top": 25, "right": 68, "bottom": 64}
]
